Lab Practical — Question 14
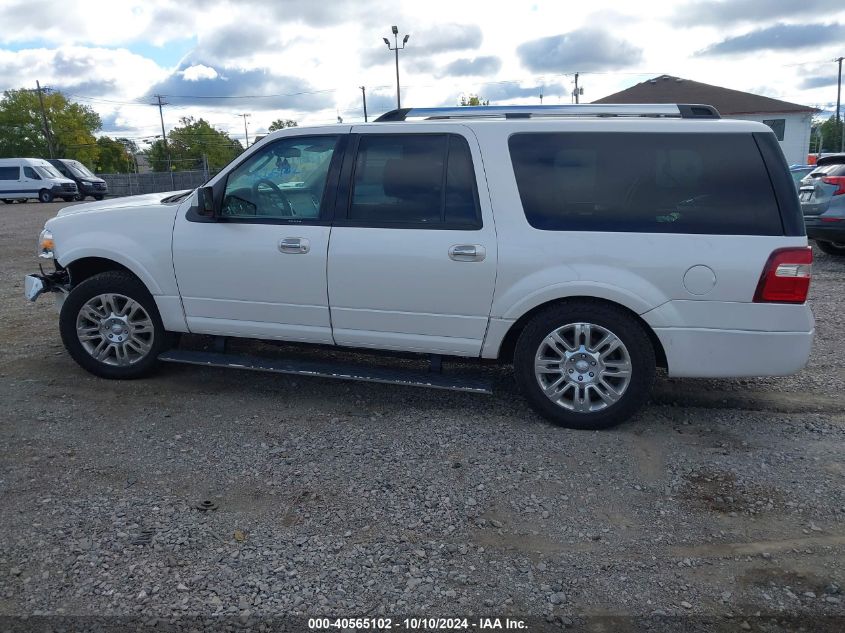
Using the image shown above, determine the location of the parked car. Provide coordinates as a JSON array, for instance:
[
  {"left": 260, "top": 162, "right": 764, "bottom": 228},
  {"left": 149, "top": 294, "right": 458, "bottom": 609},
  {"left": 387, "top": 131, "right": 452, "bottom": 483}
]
[
  {"left": 799, "top": 154, "right": 845, "bottom": 187},
  {"left": 24, "top": 104, "right": 814, "bottom": 430},
  {"left": 0, "top": 158, "right": 78, "bottom": 203},
  {"left": 47, "top": 158, "right": 108, "bottom": 201},
  {"left": 800, "top": 159, "right": 845, "bottom": 256},
  {"left": 790, "top": 165, "right": 815, "bottom": 187}
]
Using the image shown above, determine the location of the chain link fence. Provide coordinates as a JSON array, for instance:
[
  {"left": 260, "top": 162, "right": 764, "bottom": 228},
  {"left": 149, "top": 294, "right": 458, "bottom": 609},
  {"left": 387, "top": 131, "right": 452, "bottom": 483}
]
[{"left": 98, "top": 170, "right": 219, "bottom": 198}]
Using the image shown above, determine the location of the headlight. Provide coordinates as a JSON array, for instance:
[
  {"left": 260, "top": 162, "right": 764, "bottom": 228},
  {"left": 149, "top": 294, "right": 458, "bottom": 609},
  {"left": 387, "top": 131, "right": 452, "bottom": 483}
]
[
  {"left": 39, "top": 228, "right": 54, "bottom": 259},
  {"left": 81, "top": 181, "right": 91, "bottom": 186}
]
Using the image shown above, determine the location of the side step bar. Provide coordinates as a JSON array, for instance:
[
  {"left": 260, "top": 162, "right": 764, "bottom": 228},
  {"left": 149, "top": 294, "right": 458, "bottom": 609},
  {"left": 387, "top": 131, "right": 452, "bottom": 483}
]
[{"left": 158, "top": 349, "right": 493, "bottom": 394}]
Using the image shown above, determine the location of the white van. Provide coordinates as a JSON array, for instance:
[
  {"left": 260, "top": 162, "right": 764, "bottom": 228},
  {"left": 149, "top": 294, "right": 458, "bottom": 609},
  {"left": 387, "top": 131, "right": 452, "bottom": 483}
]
[{"left": 0, "top": 158, "right": 78, "bottom": 203}]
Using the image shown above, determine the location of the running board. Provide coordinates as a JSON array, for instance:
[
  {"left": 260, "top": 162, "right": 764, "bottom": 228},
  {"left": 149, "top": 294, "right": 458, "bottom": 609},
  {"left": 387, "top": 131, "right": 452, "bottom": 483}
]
[{"left": 158, "top": 349, "right": 493, "bottom": 394}]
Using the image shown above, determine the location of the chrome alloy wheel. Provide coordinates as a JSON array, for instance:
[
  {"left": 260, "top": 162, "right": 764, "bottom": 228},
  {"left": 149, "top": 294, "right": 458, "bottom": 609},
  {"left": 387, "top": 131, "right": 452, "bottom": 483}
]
[
  {"left": 534, "top": 322, "right": 632, "bottom": 413},
  {"left": 75, "top": 293, "right": 154, "bottom": 366}
]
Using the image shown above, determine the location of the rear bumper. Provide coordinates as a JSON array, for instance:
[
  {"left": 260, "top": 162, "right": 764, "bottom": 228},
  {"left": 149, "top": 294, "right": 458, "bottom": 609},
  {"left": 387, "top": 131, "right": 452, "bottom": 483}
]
[
  {"left": 805, "top": 222, "right": 845, "bottom": 243},
  {"left": 654, "top": 328, "right": 813, "bottom": 377}
]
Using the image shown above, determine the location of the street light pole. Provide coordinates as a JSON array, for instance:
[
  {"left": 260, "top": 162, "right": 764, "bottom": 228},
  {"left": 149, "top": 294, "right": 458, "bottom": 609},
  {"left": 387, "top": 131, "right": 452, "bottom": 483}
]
[
  {"left": 836, "top": 56, "right": 843, "bottom": 153},
  {"left": 383, "top": 26, "right": 410, "bottom": 109}
]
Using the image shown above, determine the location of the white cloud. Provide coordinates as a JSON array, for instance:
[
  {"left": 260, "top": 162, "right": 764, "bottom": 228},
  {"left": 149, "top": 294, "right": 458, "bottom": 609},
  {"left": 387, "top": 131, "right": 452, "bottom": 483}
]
[{"left": 180, "top": 64, "right": 219, "bottom": 81}]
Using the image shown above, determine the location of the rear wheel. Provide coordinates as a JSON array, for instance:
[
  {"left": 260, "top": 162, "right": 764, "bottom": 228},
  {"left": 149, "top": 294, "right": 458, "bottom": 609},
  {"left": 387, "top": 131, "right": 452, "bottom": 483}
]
[
  {"left": 59, "top": 271, "right": 169, "bottom": 379},
  {"left": 2, "top": 199, "right": 13, "bottom": 204},
  {"left": 514, "top": 301, "right": 656, "bottom": 430},
  {"left": 38, "top": 189, "right": 53, "bottom": 203},
  {"left": 816, "top": 240, "right": 845, "bottom": 256}
]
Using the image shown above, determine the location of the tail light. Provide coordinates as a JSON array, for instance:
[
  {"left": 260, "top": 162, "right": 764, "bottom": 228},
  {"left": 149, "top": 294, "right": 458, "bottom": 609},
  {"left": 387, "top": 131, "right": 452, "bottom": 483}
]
[
  {"left": 753, "top": 247, "right": 812, "bottom": 304},
  {"left": 822, "top": 176, "right": 845, "bottom": 196}
]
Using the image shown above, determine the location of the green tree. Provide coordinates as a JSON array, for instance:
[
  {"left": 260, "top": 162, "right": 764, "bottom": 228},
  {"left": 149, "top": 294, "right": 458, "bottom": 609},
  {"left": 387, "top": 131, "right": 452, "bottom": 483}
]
[
  {"left": 268, "top": 119, "right": 298, "bottom": 132},
  {"left": 145, "top": 117, "right": 244, "bottom": 172},
  {"left": 95, "top": 136, "right": 132, "bottom": 173},
  {"left": 0, "top": 88, "right": 101, "bottom": 163},
  {"left": 812, "top": 115, "right": 844, "bottom": 153},
  {"left": 459, "top": 94, "right": 489, "bottom": 106}
]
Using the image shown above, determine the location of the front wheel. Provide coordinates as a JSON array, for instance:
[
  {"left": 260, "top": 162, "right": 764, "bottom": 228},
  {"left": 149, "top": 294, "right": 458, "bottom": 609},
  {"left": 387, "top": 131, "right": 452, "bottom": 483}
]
[
  {"left": 816, "top": 240, "right": 845, "bottom": 257},
  {"left": 514, "top": 301, "right": 656, "bottom": 430},
  {"left": 38, "top": 189, "right": 54, "bottom": 203},
  {"left": 74, "top": 193, "right": 86, "bottom": 201},
  {"left": 61, "top": 197, "right": 74, "bottom": 202},
  {"left": 94, "top": 195, "right": 104, "bottom": 201},
  {"left": 59, "top": 271, "right": 169, "bottom": 379}
]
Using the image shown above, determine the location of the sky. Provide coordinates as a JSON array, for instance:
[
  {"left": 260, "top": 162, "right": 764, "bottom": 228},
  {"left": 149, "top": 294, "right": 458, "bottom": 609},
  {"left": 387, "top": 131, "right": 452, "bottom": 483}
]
[{"left": 0, "top": 0, "right": 843, "bottom": 145}]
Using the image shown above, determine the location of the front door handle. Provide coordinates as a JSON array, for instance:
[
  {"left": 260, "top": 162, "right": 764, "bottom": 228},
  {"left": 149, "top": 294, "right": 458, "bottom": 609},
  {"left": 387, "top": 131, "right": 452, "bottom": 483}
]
[
  {"left": 449, "top": 244, "right": 486, "bottom": 262},
  {"left": 279, "top": 237, "right": 310, "bottom": 254}
]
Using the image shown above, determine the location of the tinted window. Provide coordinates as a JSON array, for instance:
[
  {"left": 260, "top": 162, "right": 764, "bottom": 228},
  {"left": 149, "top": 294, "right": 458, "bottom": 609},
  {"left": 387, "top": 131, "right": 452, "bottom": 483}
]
[
  {"left": 763, "top": 119, "right": 785, "bottom": 141},
  {"left": 23, "top": 166, "right": 40, "bottom": 180},
  {"left": 348, "top": 134, "right": 480, "bottom": 227},
  {"left": 508, "top": 132, "right": 782, "bottom": 235},
  {"left": 0, "top": 166, "right": 19, "bottom": 180},
  {"left": 221, "top": 136, "right": 338, "bottom": 220}
]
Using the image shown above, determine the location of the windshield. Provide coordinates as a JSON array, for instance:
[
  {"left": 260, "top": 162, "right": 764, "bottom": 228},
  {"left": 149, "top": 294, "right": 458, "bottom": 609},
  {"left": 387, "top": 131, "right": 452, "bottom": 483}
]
[
  {"left": 67, "top": 160, "right": 96, "bottom": 178},
  {"left": 36, "top": 165, "right": 63, "bottom": 179}
]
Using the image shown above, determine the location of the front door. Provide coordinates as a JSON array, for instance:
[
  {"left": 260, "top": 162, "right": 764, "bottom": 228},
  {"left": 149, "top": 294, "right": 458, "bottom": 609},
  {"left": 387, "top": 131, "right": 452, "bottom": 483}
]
[
  {"left": 327, "top": 125, "right": 498, "bottom": 356},
  {"left": 172, "top": 130, "right": 348, "bottom": 343}
]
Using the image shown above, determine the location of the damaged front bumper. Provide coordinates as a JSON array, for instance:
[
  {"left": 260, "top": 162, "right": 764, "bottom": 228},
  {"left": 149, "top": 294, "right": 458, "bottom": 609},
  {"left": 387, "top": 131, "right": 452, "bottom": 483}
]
[{"left": 25, "top": 267, "right": 70, "bottom": 302}]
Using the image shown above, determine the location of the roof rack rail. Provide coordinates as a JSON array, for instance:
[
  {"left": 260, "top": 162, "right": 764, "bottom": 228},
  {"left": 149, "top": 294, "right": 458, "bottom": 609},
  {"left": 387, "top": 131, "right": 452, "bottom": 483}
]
[{"left": 374, "top": 104, "right": 721, "bottom": 122}]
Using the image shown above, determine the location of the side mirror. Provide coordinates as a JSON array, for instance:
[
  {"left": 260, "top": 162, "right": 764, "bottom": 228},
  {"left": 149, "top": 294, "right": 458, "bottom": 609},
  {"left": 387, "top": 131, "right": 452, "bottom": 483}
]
[{"left": 197, "top": 186, "right": 216, "bottom": 218}]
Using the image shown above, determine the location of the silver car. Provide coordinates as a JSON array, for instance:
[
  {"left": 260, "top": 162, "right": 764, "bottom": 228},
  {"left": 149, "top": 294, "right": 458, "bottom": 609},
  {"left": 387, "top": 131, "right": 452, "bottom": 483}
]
[{"left": 800, "top": 156, "right": 845, "bottom": 256}]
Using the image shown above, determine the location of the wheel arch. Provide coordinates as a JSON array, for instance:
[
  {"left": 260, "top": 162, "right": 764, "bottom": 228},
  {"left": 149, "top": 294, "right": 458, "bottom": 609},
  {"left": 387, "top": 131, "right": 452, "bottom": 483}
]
[
  {"left": 495, "top": 296, "right": 667, "bottom": 369},
  {"left": 64, "top": 256, "right": 153, "bottom": 294}
]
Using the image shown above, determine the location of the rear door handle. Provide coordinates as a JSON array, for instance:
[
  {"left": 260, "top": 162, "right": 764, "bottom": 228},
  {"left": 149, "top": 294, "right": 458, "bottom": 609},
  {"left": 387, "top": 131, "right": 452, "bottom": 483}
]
[
  {"left": 279, "top": 237, "right": 310, "bottom": 254},
  {"left": 449, "top": 244, "right": 486, "bottom": 262}
]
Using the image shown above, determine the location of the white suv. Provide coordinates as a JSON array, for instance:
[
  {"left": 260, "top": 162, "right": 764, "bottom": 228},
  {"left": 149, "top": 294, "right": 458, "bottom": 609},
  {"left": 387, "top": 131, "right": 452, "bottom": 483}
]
[{"left": 25, "top": 104, "right": 814, "bottom": 429}]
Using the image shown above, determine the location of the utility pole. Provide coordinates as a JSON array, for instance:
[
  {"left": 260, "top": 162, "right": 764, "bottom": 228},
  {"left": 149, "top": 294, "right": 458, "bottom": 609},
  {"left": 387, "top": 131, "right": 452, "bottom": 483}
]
[
  {"left": 383, "top": 26, "right": 410, "bottom": 109},
  {"left": 238, "top": 113, "right": 251, "bottom": 148},
  {"left": 539, "top": 92, "right": 543, "bottom": 105},
  {"left": 836, "top": 56, "right": 843, "bottom": 152},
  {"left": 360, "top": 86, "right": 368, "bottom": 122},
  {"left": 151, "top": 94, "right": 174, "bottom": 189},
  {"left": 35, "top": 81, "right": 55, "bottom": 158},
  {"left": 573, "top": 73, "right": 580, "bottom": 104}
]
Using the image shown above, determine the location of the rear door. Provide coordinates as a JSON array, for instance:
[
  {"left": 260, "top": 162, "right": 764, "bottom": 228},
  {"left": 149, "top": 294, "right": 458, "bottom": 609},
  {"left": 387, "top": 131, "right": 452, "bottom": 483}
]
[
  {"left": 327, "top": 125, "right": 497, "bottom": 356},
  {"left": 0, "top": 165, "right": 21, "bottom": 196}
]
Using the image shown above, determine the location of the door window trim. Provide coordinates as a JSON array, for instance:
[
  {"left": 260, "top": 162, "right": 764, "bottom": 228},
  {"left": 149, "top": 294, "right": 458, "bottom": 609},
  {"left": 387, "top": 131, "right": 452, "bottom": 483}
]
[
  {"left": 186, "top": 135, "right": 347, "bottom": 225},
  {"left": 333, "top": 132, "right": 483, "bottom": 230}
]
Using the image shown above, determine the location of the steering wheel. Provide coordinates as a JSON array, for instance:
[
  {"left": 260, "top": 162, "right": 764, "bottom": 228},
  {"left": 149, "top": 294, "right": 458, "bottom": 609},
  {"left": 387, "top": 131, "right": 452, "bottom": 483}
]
[{"left": 252, "top": 179, "right": 294, "bottom": 216}]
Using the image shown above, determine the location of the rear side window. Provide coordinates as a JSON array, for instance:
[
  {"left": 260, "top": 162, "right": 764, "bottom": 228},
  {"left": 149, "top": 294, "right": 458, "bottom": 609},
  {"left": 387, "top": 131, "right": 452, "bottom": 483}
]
[
  {"left": 347, "top": 133, "right": 481, "bottom": 228},
  {"left": 508, "top": 132, "right": 782, "bottom": 235},
  {"left": 0, "top": 166, "right": 19, "bottom": 180}
]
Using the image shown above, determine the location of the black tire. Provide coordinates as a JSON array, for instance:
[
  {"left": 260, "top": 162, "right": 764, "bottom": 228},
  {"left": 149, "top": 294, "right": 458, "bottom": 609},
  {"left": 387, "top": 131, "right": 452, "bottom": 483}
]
[
  {"left": 61, "top": 197, "right": 74, "bottom": 202},
  {"left": 38, "top": 189, "right": 54, "bottom": 203},
  {"left": 816, "top": 240, "right": 845, "bottom": 257},
  {"left": 75, "top": 193, "right": 86, "bottom": 201},
  {"left": 94, "top": 195, "right": 104, "bottom": 201},
  {"left": 2, "top": 199, "right": 13, "bottom": 204},
  {"left": 513, "top": 300, "right": 656, "bottom": 430},
  {"left": 59, "top": 271, "right": 169, "bottom": 379}
]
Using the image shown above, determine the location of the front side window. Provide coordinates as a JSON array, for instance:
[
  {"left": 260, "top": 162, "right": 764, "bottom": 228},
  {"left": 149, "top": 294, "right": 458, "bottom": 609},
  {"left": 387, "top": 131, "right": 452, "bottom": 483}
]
[
  {"left": 348, "top": 133, "right": 481, "bottom": 227},
  {"left": 508, "top": 132, "right": 782, "bottom": 236},
  {"left": 23, "top": 166, "right": 41, "bottom": 180},
  {"left": 221, "top": 136, "right": 339, "bottom": 220}
]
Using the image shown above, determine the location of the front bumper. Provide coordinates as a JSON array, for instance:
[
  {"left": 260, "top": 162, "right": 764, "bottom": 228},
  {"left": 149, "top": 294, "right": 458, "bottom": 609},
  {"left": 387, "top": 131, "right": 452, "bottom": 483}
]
[
  {"left": 24, "top": 269, "right": 70, "bottom": 302},
  {"left": 80, "top": 182, "right": 108, "bottom": 195},
  {"left": 50, "top": 184, "right": 78, "bottom": 195}
]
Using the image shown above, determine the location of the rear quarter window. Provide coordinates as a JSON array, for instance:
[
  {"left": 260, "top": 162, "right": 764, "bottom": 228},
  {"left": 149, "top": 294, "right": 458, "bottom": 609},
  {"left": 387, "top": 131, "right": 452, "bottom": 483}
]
[
  {"left": 0, "top": 166, "right": 19, "bottom": 180},
  {"left": 508, "top": 132, "right": 783, "bottom": 235}
]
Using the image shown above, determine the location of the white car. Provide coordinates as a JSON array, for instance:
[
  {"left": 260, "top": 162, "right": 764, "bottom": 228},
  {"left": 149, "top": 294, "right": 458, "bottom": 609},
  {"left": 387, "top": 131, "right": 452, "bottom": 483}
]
[
  {"left": 24, "top": 104, "right": 814, "bottom": 429},
  {"left": 0, "top": 157, "right": 79, "bottom": 203}
]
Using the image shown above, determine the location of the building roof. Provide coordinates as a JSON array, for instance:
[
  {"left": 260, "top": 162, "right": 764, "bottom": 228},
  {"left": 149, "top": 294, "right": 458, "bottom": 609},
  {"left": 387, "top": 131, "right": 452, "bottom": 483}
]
[{"left": 593, "top": 75, "right": 817, "bottom": 115}]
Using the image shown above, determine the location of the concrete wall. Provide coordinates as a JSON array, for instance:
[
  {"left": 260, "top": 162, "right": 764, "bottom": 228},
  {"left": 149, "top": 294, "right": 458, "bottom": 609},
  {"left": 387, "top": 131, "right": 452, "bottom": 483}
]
[{"left": 726, "top": 112, "right": 813, "bottom": 165}]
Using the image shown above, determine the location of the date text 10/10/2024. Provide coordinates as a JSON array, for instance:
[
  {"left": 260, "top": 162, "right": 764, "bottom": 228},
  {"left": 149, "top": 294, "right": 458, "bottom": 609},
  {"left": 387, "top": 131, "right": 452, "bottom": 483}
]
[{"left": 308, "top": 617, "right": 528, "bottom": 630}]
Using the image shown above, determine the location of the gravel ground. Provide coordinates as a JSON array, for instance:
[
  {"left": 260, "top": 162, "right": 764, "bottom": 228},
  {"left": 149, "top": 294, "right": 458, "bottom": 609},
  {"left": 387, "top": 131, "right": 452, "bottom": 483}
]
[{"left": 1, "top": 201, "right": 844, "bottom": 631}]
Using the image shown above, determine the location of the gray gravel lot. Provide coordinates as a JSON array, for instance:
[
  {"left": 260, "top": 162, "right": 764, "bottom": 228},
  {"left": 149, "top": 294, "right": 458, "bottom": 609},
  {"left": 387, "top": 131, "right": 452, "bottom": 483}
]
[{"left": 1, "top": 201, "right": 844, "bottom": 631}]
